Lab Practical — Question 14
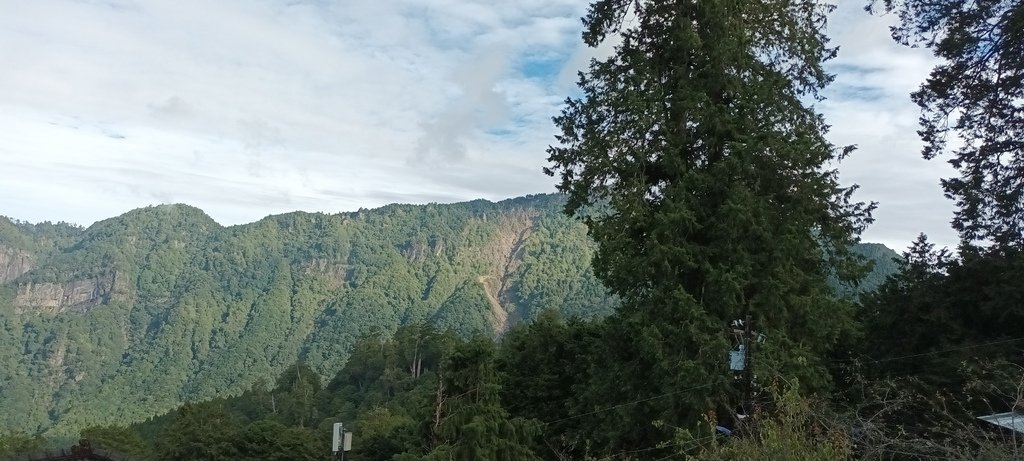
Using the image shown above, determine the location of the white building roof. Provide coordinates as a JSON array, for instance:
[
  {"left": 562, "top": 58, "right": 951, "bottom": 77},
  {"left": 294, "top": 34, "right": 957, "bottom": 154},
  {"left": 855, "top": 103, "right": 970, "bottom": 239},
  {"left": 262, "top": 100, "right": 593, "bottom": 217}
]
[{"left": 978, "top": 412, "right": 1024, "bottom": 434}]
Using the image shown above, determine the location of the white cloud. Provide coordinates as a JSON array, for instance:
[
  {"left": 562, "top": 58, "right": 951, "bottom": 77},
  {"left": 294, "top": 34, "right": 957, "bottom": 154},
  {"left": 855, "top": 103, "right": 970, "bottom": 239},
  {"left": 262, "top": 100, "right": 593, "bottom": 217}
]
[
  {"left": 821, "top": 1, "right": 958, "bottom": 251},
  {"left": 0, "top": 0, "right": 958, "bottom": 251},
  {"left": 0, "top": 0, "right": 591, "bottom": 226}
]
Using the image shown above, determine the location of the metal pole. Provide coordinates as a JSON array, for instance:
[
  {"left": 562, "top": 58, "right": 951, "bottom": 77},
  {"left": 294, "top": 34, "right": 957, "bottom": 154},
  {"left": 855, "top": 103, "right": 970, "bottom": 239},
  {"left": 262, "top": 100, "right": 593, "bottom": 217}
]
[{"left": 742, "top": 314, "right": 753, "bottom": 426}]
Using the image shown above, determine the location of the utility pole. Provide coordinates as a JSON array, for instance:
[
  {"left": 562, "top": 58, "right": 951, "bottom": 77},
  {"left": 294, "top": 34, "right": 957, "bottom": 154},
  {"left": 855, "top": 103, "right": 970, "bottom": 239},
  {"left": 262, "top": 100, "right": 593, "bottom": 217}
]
[
  {"left": 741, "top": 314, "right": 753, "bottom": 425},
  {"left": 728, "top": 315, "right": 758, "bottom": 434}
]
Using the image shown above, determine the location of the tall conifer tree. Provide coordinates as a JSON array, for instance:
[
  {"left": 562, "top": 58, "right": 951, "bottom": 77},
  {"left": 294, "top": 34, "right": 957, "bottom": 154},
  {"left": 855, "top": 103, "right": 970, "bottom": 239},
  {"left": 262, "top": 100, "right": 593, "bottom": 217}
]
[
  {"left": 546, "top": 0, "right": 873, "bottom": 452},
  {"left": 869, "top": 0, "right": 1024, "bottom": 247}
]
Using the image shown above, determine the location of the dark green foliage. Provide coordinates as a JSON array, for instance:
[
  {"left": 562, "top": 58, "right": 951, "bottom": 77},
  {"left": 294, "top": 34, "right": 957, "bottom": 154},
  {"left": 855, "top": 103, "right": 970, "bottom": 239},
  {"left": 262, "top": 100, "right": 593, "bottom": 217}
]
[
  {"left": 870, "top": 0, "right": 1024, "bottom": 247},
  {"left": 154, "top": 402, "right": 242, "bottom": 461},
  {"left": 496, "top": 310, "right": 603, "bottom": 458},
  {"left": 237, "top": 421, "right": 322, "bottom": 461},
  {"left": 858, "top": 235, "right": 955, "bottom": 366},
  {"left": 693, "top": 384, "right": 852, "bottom": 460},
  {"left": 544, "top": 0, "right": 873, "bottom": 453},
  {"left": 407, "top": 337, "right": 541, "bottom": 461},
  {"left": 125, "top": 327, "right": 536, "bottom": 461},
  {"left": 271, "top": 363, "right": 322, "bottom": 427},
  {"left": 348, "top": 407, "right": 417, "bottom": 461},
  {"left": 857, "top": 235, "right": 1024, "bottom": 386},
  {"left": 837, "top": 236, "right": 1024, "bottom": 458},
  {"left": 80, "top": 425, "right": 150, "bottom": 459},
  {"left": 0, "top": 432, "right": 48, "bottom": 457},
  {"left": 497, "top": 310, "right": 583, "bottom": 423}
]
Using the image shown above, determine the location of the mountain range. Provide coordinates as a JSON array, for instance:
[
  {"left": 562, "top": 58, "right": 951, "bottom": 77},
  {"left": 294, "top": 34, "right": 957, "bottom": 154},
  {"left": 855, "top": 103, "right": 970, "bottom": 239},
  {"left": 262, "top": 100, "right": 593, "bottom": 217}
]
[{"left": 0, "top": 194, "right": 898, "bottom": 437}]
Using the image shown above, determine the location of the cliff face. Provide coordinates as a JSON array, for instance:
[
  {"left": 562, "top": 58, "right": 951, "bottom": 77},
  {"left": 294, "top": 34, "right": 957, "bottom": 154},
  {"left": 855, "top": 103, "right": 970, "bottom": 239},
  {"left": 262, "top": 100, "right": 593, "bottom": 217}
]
[
  {"left": 0, "top": 245, "right": 32, "bottom": 283},
  {"left": 13, "top": 272, "right": 128, "bottom": 314}
]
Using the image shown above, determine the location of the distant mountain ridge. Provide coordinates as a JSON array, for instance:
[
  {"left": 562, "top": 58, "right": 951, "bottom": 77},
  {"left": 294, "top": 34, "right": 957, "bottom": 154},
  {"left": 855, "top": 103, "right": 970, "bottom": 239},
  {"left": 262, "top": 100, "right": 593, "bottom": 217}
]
[{"left": 0, "top": 194, "right": 899, "bottom": 437}]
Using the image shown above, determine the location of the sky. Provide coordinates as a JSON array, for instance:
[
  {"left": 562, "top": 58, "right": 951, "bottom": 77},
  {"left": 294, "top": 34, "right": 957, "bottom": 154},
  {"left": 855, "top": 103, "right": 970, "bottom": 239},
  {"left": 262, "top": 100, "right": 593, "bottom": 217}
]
[{"left": 0, "top": 0, "right": 956, "bottom": 251}]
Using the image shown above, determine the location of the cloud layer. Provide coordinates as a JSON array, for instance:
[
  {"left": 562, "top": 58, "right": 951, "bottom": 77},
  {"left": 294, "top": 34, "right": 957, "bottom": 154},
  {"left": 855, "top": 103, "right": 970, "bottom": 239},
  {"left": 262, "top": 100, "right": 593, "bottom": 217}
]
[
  {"left": 821, "top": 1, "right": 956, "bottom": 249},
  {"left": 0, "top": 0, "right": 957, "bottom": 250}
]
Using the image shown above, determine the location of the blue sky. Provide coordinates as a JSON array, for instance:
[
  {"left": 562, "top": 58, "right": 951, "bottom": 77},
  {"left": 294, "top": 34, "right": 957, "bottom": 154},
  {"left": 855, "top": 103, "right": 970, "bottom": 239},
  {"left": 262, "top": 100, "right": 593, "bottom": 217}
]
[{"left": 0, "top": 0, "right": 955, "bottom": 250}]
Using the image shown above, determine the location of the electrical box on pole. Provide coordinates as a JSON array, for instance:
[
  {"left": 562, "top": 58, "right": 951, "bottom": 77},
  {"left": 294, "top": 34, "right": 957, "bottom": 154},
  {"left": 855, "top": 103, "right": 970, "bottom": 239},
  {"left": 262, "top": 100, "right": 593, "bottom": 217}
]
[
  {"left": 729, "top": 345, "right": 746, "bottom": 371},
  {"left": 332, "top": 423, "right": 343, "bottom": 453},
  {"left": 332, "top": 423, "right": 352, "bottom": 460},
  {"left": 728, "top": 315, "right": 764, "bottom": 431}
]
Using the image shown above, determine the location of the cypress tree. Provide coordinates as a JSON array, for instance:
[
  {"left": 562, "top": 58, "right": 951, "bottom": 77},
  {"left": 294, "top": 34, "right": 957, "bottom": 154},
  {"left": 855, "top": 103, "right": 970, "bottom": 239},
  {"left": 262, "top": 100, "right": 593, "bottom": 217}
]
[{"left": 545, "top": 0, "right": 873, "bottom": 452}]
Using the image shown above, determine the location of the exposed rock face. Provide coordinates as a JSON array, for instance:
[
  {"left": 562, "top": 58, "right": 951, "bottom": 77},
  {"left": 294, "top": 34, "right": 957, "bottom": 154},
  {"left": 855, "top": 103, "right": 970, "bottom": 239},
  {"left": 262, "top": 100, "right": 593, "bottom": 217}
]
[
  {"left": 478, "top": 209, "right": 539, "bottom": 334},
  {"left": 302, "top": 258, "right": 351, "bottom": 289},
  {"left": 14, "top": 272, "right": 125, "bottom": 314},
  {"left": 0, "top": 245, "right": 33, "bottom": 283}
]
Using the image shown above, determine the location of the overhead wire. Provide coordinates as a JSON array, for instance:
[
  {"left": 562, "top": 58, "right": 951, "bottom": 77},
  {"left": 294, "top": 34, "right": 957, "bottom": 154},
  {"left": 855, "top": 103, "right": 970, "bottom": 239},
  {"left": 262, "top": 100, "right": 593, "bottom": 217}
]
[
  {"left": 598, "top": 435, "right": 719, "bottom": 461},
  {"left": 834, "top": 336, "right": 1024, "bottom": 365},
  {"left": 538, "top": 336, "right": 1024, "bottom": 457},
  {"left": 541, "top": 382, "right": 717, "bottom": 426},
  {"left": 539, "top": 383, "right": 721, "bottom": 460}
]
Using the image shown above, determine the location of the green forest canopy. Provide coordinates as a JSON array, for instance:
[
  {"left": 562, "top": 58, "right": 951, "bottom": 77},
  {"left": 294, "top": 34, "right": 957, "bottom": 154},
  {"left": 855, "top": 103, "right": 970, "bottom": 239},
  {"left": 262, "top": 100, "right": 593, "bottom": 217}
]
[{"left": 0, "top": 194, "right": 896, "bottom": 442}]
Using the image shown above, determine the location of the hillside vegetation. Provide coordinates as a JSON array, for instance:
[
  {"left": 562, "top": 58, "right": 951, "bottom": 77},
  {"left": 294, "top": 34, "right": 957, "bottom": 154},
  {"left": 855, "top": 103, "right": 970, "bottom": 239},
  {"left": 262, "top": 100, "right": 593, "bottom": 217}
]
[
  {"left": 3, "top": 0, "right": 1020, "bottom": 456},
  {"left": 0, "top": 194, "right": 895, "bottom": 438},
  {"left": 0, "top": 195, "right": 612, "bottom": 437}
]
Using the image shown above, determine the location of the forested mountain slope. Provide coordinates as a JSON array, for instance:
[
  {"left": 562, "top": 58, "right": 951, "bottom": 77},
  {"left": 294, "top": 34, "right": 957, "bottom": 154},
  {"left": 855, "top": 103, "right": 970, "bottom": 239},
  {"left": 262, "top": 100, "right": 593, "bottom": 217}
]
[{"left": 0, "top": 194, "right": 896, "bottom": 437}]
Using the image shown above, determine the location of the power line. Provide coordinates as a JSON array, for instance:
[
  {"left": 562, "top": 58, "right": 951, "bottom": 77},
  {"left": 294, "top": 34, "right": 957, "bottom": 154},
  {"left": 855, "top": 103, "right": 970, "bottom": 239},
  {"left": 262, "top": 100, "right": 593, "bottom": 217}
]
[
  {"left": 598, "top": 435, "right": 718, "bottom": 461},
  {"left": 542, "top": 382, "right": 717, "bottom": 426},
  {"left": 651, "top": 435, "right": 718, "bottom": 461},
  {"left": 598, "top": 443, "right": 671, "bottom": 460},
  {"left": 539, "top": 337, "right": 1024, "bottom": 454},
  {"left": 835, "top": 336, "right": 1024, "bottom": 365}
]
